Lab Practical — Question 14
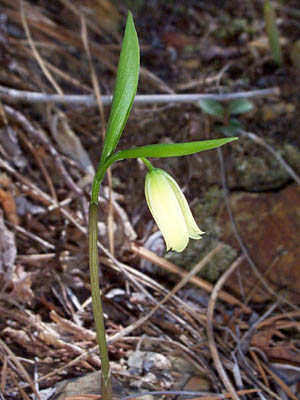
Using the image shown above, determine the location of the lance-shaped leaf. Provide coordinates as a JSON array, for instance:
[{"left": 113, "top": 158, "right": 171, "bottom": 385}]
[
  {"left": 228, "top": 99, "right": 253, "bottom": 115},
  {"left": 105, "top": 137, "right": 237, "bottom": 166},
  {"left": 198, "top": 99, "right": 225, "bottom": 119},
  {"left": 101, "top": 12, "right": 140, "bottom": 163}
]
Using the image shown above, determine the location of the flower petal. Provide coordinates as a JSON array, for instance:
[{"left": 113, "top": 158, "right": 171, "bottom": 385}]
[
  {"left": 145, "top": 169, "right": 189, "bottom": 252},
  {"left": 161, "top": 170, "right": 204, "bottom": 240}
]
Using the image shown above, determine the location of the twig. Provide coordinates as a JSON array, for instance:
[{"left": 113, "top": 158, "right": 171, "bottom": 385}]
[
  {"left": 237, "top": 301, "right": 279, "bottom": 354},
  {"left": 261, "top": 363, "right": 298, "bottom": 400},
  {"left": 20, "top": 0, "right": 63, "bottom": 95},
  {"left": 107, "top": 246, "right": 224, "bottom": 345},
  {"left": 108, "top": 245, "right": 224, "bottom": 387},
  {"left": 131, "top": 243, "right": 251, "bottom": 313},
  {"left": 0, "top": 85, "right": 280, "bottom": 106},
  {"left": 207, "top": 256, "right": 245, "bottom": 400},
  {"left": 3, "top": 105, "right": 83, "bottom": 198},
  {"left": 0, "top": 338, "right": 41, "bottom": 400}
]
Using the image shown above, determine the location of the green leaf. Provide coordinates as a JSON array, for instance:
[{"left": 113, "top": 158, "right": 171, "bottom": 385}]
[
  {"left": 105, "top": 137, "right": 238, "bottom": 166},
  {"left": 218, "top": 119, "right": 242, "bottom": 137},
  {"left": 198, "top": 99, "right": 226, "bottom": 119},
  {"left": 101, "top": 12, "right": 140, "bottom": 163},
  {"left": 264, "top": 0, "right": 282, "bottom": 66},
  {"left": 228, "top": 99, "right": 254, "bottom": 115}
]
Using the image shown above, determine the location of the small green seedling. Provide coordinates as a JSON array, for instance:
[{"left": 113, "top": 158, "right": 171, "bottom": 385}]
[
  {"left": 198, "top": 98, "right": 253, "bottom": 136},
  {"left": 89, "top": 12, "right": 237, "bottom": 400}
]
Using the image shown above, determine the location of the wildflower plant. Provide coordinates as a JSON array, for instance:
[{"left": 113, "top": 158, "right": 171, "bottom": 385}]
[{"left": 89, "top": 12, "right": 237, "bottom": 400}]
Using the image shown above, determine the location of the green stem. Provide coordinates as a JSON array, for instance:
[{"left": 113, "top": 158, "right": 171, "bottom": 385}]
[
  {"left": 89, "top": 163, "right": 112, "bottom": 400},
  {"left": 139, "top": 157, "right": 154, "bottom": 171}
]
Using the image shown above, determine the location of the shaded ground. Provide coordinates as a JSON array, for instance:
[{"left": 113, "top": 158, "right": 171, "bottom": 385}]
[{"left": 0, "top": 1, "right": 300, "bottom": 399}]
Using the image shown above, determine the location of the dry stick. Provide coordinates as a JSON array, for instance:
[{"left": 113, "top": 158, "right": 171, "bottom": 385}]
[
  {"left": 207, "top": 256, "right": 245, "bottom": 400},
  {"left": 58, "top": 0, "right": 117, "bottom": 41},
  {"left": 217, "top": 147, "right": 300, "bottom": 312},
  {"left": 106, "top": 247, "right": 224, "bottom": 346},
  {"left": 131, "top": 243, "right": 251, "bottom": 314},
  {"left": 18, "top": 130, "right": 58, "bottom": 204},
  {"left": 109, "top": 245, "right": 224, "bottom": 386},
  {"left": 0, "top": 354, "right": 8, "bottom": 395},
  {"left": 237, "top": 301, "right": 279, "bottom": 354},
  {"left": 231, "top": 319, "right": 283, "bottom": 399},
  {"left": 261, "top": 363, "right": 298, "bottom": 400},
  {"left": 20, "top": 2, "right": 89, "bottom": 220},
  {"left": 7, "top": 104, "right": 90, "bottom": 227},
  {"left": 0, "top": 338, "right": 41, "bottom": 400},
  {"left": 8, "top": 369, "right": 32, "bottom": 400},
  {"left": 103, "top": 257, "right": 201, "bottom": 340},
  {"left": 257, "top": 310, "right": 300, "bottom": 329},
  {"left": 3, "top": 105, "right": 83, "bottom": 198},
  {"left": 8, "top": 223, "right": 55, "bottom": 250},
  {"left": 0, "top": 85, "right": 280, "bottom": 106},
  {"left": 99, "top": 258, "right": 205, "bottom": 339},
  {"left": 19, "top": 44, "right": 93, "bottom": 93},
  {"left": 249, "top": 350, "right": 269, "bottom": 389},
  {"left": 98, "top": 255, "right": 212, "bottom": 343},
  {"left": 140, "top": 66, "right": 175, "bottom": 94},
  {"left": 20, "top": 0, "right": 63, "bottom": 96}
]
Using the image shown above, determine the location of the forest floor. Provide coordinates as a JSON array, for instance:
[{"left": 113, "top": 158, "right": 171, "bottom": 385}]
[{"left": 1, "top": 1, "right": 300, "bottom": 399}]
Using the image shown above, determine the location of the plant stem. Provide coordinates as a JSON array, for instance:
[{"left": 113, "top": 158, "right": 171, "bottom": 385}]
[
  {"left": 140, "top": 157, "right": 154, "bottom": 171},
  {"left": 89, "top": 164, "right": 112, "bottom": 400}
]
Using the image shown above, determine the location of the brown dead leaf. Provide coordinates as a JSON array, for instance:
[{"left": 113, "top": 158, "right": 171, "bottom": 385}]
[
  {"left": 0, "top": 188, "right": 19, "bottom": 225},
  {"left": 251, "top": 328, "right": 277, "bottom": 349},
  {"left": 266, "top": 344, "right": 300, "bottom": 365},
  {"left": 251, "top": 327, "right": 300, "bottom": 365}
]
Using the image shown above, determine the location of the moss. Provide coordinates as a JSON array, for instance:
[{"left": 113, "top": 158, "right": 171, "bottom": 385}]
[
  {"left": 233, "top": 138, "right": 293, "bottom": 190},
  {"left": 166, "top": 236, "right": 237, "bottom": 283},
  {"left": 165, "top": 186, "right": 236, "bottom": 283},
  {"left": 194, "top": 186, "right": 224, "bottom": 227}
]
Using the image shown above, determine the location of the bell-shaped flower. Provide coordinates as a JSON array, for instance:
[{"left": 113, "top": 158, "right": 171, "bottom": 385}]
[{"left": 145, "top": 168, "right": 204, "bottom": 252}]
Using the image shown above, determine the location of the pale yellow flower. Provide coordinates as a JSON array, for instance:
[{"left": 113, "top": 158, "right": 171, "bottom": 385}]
[{"left": 145, "top": 168, "right": 204, "bottom": 252}]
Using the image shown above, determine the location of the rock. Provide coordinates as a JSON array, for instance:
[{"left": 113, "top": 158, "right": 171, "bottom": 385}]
[
  {"left": 191, "top": 137, "right": 300, "bottom": 191},
  {"left": 51, "top": 354, "right": 209, "bottom": 400},
  {"left": 127, "top": 350, "right": 173, "bottom": 389},
  {"left": 52, "top": 371, "right": 127, "bottom": 400},
  {"left": 218, "top": 184, "right": 300, "bottom": 303}
]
